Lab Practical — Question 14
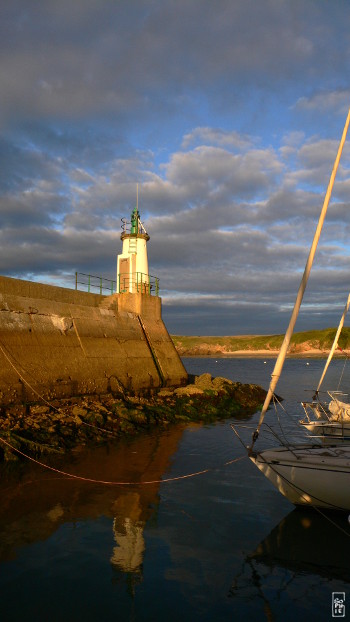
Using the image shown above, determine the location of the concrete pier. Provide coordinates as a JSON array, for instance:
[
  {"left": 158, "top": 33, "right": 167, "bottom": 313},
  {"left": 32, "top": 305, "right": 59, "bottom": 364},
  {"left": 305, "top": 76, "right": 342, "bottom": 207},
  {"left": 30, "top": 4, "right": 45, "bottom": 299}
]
[{"left": 0, "top": 275, "right": 187, "bottom": 405}]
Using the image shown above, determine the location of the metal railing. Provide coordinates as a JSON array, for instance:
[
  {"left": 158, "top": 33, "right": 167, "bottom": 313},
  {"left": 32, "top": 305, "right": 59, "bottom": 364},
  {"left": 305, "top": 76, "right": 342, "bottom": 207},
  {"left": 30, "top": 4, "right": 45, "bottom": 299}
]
[
  {"left": 121, "top": 216, "right": 148, "bottom": 235},
  {"left": 75, "top": 272, "right": 117, "bottom": 295},
  {"left": 118, "top": 272, "right": 159, "bottom": 296},
  {"left": 75, "top": 271, "right": 159, "bottom": 296}
]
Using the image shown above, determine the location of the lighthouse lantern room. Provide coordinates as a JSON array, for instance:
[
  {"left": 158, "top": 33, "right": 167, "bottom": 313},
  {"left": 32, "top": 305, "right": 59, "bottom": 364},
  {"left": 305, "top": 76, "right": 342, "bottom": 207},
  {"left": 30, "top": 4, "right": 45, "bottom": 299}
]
[{"left": 117, "top": 194, "right": 157, "bottom": 295}]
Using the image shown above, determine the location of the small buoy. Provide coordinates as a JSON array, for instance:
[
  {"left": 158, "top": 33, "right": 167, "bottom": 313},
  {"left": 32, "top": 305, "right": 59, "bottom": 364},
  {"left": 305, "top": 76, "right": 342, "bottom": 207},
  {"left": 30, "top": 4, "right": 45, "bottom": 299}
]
[
  {"left": 348, "top": 514, "right": 350, "bottom": 524},
  {"left": 264, "top": 361, "right": 267, "bottom": 364},
  {"left": 306, "top": 362, "right": 310, "bottom": 366}
]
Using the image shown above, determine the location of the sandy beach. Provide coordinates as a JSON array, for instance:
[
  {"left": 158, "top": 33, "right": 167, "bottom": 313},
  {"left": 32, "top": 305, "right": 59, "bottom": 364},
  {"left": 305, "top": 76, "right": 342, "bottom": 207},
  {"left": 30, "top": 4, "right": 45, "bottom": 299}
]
[{"left": 180, "top": 348, "right": 349, "bottom": 358}]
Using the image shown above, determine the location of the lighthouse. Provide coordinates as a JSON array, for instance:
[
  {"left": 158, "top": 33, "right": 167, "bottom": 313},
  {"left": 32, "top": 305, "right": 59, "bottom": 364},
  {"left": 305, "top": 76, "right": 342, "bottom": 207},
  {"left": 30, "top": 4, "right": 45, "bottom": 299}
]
[{"left": 117, "top": 194, "right": 156, "bottom": 294}]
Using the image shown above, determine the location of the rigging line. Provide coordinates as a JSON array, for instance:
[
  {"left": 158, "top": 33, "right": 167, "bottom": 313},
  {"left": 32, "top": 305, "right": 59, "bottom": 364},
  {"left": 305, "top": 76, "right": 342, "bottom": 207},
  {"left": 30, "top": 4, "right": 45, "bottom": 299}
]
[
  {"left": 250, "top": 107, "right": 350, "bottom": 451},
  {"left": 337, "top": 355, "right": 348, "bottom": 391},
  {"left": 0, "top": 340, "right": 44, "bottom": 387},
  {"left": 78, "top": 420, "right": 117, "bottom": 436},
  {"left": 231, "top": 425, "right": 350, "bottom": 536},
  {"left": 232, "top": 418, "right": 314, "bottom": 459},
  {"left": 232, "top": 432, "right": 350, "bottom": 538},
  {"left": 264, "top": 416, "right": 287, "bottom": 447},
  {"left": 311, "top": 503, "right": 350, "bottom": 538},
  {"left": 281, "top": 471, "right": 350, "bottom": 539},
  {"left": 0, "top": 339, "right": 248, "bottom": 450},
  {"left": 0, "top": 340, "right": 120, "bottom": 438},
  {"left": 0, "top": 435, "right": 245, "bottom": 486},
  {"left": 273, "top": 395, "right": 317, "bottom": 444},
  {"left": 316, "top": 293, "right": 350, "bottom": 393},
  {"left": 224, "top": 455, "right": 246, "bottom": 466},
  {"left": 272, "top": 393, "right": 319, "bottom": 444},
  {"left": 262, "top": 423, "right": 303, "bottom": 459},
  {"left": 0, "top": 340, "right": 59, "bottom": 411},
  {"left": 273, "top": 393, "right": 300, "bottom": 427},
  {"left": 272, "top": 396, "right": 291, "bottom": 446},
  {"left": 255, "top": 450, "right": 350, "bottom": 517}
]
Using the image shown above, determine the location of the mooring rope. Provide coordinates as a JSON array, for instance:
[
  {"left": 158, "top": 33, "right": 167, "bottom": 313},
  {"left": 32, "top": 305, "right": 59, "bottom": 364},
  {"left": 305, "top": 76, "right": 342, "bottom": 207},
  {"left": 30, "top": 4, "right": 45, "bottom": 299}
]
[
  {"left": 0, "top": 341, "right": 59, "bottom": 411},
  {"left": 0, "top": 338, "right": 248, "bottom": 483},
  {"left": 254, "top": 448, "right": 350, "bottom": 537},
  {"left": 0, "top": 435, "right": 246, "bottom": 486},
  {"left": 0, "top": 340, "right": 121, "bottom": 437}
]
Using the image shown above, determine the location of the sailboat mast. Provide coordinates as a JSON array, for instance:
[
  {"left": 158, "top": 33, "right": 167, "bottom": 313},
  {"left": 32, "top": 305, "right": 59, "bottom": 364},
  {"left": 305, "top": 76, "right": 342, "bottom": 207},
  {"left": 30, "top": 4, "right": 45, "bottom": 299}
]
[
  {"left": 315, "top": 293, "right": 350, "bottom": 395},
  {"left": 250, "top": 107, "right": 350, "bottom": 451}
]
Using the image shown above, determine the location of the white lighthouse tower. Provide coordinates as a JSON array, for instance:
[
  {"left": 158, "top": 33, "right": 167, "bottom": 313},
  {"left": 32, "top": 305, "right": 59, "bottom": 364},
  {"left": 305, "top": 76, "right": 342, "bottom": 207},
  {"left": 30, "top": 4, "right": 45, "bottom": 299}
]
[{"left": 116, "top": 192, "right": 153, "bottom": 294}]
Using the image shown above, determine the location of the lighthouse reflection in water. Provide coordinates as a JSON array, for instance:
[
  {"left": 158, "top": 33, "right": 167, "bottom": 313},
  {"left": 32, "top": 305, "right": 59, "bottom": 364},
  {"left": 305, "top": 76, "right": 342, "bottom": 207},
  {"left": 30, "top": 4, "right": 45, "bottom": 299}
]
[
  {"left": 110, "top": 492, "right": 146, "bottom": 576},
  {"left": 1, "top": 357, "right": 350, "bottom": 621}
]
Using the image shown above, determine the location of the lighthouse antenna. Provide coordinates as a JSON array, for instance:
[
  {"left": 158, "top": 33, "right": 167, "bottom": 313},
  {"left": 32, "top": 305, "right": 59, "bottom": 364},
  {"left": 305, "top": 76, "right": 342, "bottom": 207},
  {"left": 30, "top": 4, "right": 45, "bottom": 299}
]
[{"left": 136, "top": 183, "right": 138, "bottom": 211}]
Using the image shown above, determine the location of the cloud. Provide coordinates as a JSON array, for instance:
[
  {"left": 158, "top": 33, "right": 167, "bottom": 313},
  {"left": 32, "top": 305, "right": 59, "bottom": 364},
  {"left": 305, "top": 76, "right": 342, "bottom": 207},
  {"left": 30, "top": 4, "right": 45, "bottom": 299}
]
[
  {"left": 294, "top": 89, "right": 350, "bottom": 115},
  {"left": 2, "top": 122, "right": 350, "bottom": 335},
  {"left": 1, "top": 0, "right": 348, "bottom": 127},
  {"left": 181, "top": 127, "right": 254, "bottom": 150},
  {"left": 1, "top": 1, "right": 350, "bottom": 335}
]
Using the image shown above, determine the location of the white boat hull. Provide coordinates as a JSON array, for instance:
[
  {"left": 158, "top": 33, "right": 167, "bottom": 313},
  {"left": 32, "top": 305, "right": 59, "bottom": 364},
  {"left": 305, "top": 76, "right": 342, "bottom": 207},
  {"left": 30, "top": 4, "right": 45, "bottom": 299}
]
[
  {"left": 302, "top": 420, "right": 350, "bottom": 440},
  {"left": 250, "top": 444, "right": 350, "bottom": 510},
  {"left": 301, "top": 398, "right": 350, "bottom": 439}
]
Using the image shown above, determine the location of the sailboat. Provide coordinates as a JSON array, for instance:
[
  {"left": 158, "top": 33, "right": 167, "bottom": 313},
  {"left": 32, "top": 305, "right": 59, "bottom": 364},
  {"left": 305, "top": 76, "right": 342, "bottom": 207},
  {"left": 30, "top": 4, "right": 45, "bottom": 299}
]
[
  {"left": 301, "top": 394, "right": 350, "bottom": 440},
  {"left": 246, "top": 106, "right": 350, "bottom": 511},
  {"left": 299, "top": 293, "right": 350, "bottom": 439}
]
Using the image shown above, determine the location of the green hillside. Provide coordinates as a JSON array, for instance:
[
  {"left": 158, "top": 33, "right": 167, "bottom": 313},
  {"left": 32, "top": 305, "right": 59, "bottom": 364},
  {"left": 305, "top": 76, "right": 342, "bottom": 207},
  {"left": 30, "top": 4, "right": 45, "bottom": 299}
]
[{"left": 171, "top": 327, "right": 350, "bottom": 356}]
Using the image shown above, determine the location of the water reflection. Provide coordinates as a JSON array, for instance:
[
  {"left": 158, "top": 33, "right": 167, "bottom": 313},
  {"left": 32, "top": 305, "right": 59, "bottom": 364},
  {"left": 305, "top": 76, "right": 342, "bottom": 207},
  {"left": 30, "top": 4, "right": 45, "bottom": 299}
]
[
  {"left": 230, "top": 508, "right": 350, "bottom": 609},
  {"left": 0, "top": 425, "right": 187, "bottom": 571},
  {"left": 250, "top": 508, "right": 350, "bottom": 580},
  {"left": 111, "top": 493, "right": 145, "bottom": 574}
]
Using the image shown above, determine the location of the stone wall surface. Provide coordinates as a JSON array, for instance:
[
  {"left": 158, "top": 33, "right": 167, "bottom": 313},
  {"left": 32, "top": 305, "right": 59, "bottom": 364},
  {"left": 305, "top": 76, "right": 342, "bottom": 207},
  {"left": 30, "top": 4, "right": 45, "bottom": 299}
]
[{"left": 0, "top": 276, "right": 187, "bottom": 405}]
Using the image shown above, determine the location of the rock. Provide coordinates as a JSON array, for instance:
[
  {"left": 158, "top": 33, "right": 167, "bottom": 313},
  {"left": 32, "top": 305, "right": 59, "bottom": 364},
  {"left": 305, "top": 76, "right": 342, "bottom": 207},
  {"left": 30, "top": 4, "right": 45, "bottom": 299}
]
[
  {"left": 0, "top": 377, "right": 268, "bottom": 463},
  {"left": 212, "top": 376, "right": 233, "bottom": 389},
  {"left": 72, "top": 406, "right": 87, "bottom": 418},
  {"left": 30, "top": 405, "right": 50, "bottom": 415},
  {"left": 194, "top": 373, "right": 213, "bottom": 389},
  {"left": 174, "top": 385, "right": 204, "bottom": 396},
  {"left": 128, "top": 412, "right": 148, "bottom": 425},
  {"left": 4, "top": 448, "right": 19, "bottom": 461},
  {"left": 85, "top": 412, "right": 104, "bottom": 426},
  {"left": 127, "top": 396, "right": 143, "bottom": 404},
  {"left": 109, "top": 377, "right": 125, "bottom": 395},
  {"left": 89, "top": 402, "right": 110, "bottom": 414},
  {"left": 157, "top": 389, "right": 174, "bottom": 398}
]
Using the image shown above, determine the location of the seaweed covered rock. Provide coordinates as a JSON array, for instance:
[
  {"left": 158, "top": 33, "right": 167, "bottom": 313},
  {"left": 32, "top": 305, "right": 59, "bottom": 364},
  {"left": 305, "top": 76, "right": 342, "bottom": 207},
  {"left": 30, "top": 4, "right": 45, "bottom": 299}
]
[{"left": 0, "top": 374, "right": 267, "bottom": 461}]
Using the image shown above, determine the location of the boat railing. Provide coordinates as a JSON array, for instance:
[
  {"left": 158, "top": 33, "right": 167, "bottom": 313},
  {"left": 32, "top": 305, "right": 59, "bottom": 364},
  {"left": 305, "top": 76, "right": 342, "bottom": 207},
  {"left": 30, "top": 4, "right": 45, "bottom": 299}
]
[{"left": 300, "top": 400, "right": 331, "bottom": 423}]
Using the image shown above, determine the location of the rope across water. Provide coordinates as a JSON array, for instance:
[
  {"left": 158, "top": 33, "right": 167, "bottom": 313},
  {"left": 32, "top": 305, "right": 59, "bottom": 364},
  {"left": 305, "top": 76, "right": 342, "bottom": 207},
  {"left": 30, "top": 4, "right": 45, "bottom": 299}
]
[{"left": 0, "top": 435, "right": 245, "bottom": 486}]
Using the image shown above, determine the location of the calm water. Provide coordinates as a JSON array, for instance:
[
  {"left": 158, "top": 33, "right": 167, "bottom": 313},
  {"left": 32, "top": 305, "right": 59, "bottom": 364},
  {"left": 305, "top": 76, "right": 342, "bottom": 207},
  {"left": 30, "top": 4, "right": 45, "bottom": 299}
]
[{"left": 1, "top": 357, "right": 350, "bottom": 621}]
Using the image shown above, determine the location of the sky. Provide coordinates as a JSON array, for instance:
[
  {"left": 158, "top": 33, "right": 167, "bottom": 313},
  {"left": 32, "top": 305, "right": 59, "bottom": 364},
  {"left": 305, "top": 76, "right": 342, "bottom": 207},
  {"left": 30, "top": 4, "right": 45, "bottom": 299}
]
[{"left": 1, "top": 0, "right": 350, "bottom": 336}]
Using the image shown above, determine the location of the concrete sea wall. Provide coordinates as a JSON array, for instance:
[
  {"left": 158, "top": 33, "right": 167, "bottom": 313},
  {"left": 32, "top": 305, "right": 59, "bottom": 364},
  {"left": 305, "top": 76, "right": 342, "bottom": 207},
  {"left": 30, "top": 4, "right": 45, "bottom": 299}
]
[{"left": 0, "top": 276, "right": 187, "bottom": 405}]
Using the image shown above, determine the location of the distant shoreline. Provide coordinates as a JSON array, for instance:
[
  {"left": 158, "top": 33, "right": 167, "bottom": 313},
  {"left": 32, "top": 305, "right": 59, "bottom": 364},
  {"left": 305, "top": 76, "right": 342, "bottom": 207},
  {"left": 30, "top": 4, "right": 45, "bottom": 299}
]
[
  {"left": 171, "top": 328, "right": 350, "bottom": 359},
  {"left": 180, "top": 351, "right": 332, "bottom": 359}
]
